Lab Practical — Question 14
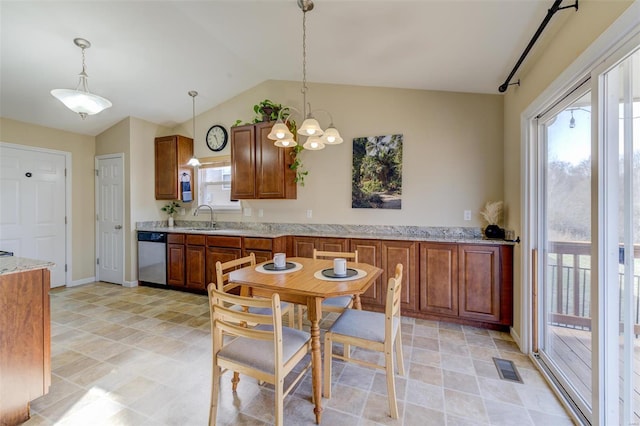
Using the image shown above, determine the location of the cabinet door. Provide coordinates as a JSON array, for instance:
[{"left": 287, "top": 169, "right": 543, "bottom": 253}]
[
  {"left": 155, "top": 137, "right": 179, "bottom": 200},
  {"left": 186, "top": 245, "right": 206, "bottom": 290},
  {"left": 419, "top": 243, "right": 458, "bottom": 317},
  {"left": 458, "top": 245, "right": 500, "bottom": 323},
  {"left": 382, "top": 240, "right": 418, "bottom": 312},
  {"left": 230, "top": 125, "right": 256, "bottom": 199},
  {"left": 351, "top": 239, "right": 383, "bottom": 307},
  {"left": 291, "top": 236, "right": 316, "bottom": 258},
  {"left": 167, "top": 243, "right": 185, "bottom": 286},
  {"left": 245, "top": 249, "right": 272, "bottom": 264},
  {"left": 256, "top": 122, "right": 289, "bottom": 199},
  {"left": 316, "top": 237, "right": 349, "bottom": 253},
  {"left": 206, "top": 247, "right": 243, "bottom": 287}
]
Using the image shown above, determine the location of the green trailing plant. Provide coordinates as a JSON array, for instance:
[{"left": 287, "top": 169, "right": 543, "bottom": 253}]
[
  {"left": 161, "top": 201, "right": 181, "bottom": 216},
  {"left": 290, "top": 145, "right": 308, "bottom": 186}
]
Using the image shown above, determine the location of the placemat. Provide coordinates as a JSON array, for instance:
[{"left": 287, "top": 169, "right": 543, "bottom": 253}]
[{"left": 255, "top": 261, "right": 303, "bottom": 274}]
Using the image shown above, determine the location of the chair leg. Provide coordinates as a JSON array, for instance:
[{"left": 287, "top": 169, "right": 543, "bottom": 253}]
[
  {"left": 231, "top": 371, "right": 240, "bottom": 391},
  {"left": 209, "top": 365, "right": 221, "bottom": 426},
  {"left": 275, "top": 378, "right": 284, "bottom": 426},
  {"left": 384, "top": 350, "right": 399, "bottom": 419},
  {"left": 297, "top": 305, "right": 304, "bottom": 330},
  {"left": 395, "top": 328, "right": 405, "bottom": 376},
  {"left": 344, "top": 343, "right": 351, "bottom": 359},
  {"left": 323, "top": 332, "right": 332, "bottom": 398}
]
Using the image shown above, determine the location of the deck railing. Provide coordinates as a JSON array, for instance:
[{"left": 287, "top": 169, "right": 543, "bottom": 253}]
[{"left": 546, "top": 241, "right": 640, "bottom": 334}]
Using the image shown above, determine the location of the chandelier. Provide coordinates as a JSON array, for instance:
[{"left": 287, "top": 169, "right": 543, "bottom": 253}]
[
  {"left": 267, "top": 0, "right": 343, "bottom": 151},
  {"left": 50, "top": 38, "right": 112, "bottom": 119}
]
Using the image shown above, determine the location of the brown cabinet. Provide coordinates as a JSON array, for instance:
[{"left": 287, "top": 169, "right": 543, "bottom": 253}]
[
  {"left": 382, "top": 240, "right": 418, "bottom": 312},
  {"left": 419, "top": 243, "right": 458, "bottom": 317},
  {"left": 155, "top": 135, "right": 194, "bottom": 201},
  {"left": 167, "top": 233, "right": 186, "bottom": 286},
  {"left": 185, "top": 234, "right": 206, "bottom": 290},
  {"left": 417, "top": 242, "right": 513, "bottom": 327},
  {"left": 230, "top": 122, "right": 296, "bottom": 200},
  {"left": 0, "top": 268, "right": 51, "bottom": 425},
  {"left": 290, "top": 236, "right": 350, "bottom": 258},
  {"left": 243, "top": 237, "right": 286, "bottom": 264},
  {"left": 205, "top": 236, "right": 243, "bottom": 287},
  {"left": 350, "top": 239, "right": 383, "bottom": 306}
]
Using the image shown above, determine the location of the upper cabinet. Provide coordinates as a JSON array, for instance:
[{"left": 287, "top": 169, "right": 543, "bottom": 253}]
[
  {"left": 230, "top": 122, "right": 297, "bottom": 200},
  {"left": 155, "top": 135, "right": 193, "bottom": 201}
]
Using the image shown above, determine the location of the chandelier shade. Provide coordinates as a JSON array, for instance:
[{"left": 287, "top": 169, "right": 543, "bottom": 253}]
[
  {"left": 267, "top": 120, "right": 294, "bottom": 141},
  {"left": 50, "top": 38, "right": 112, "bottom": 119},
  {"left": 321, "top": 126, "right": 343, "bottom": 144},
  {"left": 302, "top": 136, "right": 325, "bottom": 151}
]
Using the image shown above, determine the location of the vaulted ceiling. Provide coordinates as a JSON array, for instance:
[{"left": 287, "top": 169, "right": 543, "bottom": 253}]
[{"left": 1, "top": 1, "right": 569, "bottom": 136}]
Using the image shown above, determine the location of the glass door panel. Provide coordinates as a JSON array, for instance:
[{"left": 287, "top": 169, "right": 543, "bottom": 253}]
[{"left": 539, "top": 91, "right": 593, "bottom": 417}]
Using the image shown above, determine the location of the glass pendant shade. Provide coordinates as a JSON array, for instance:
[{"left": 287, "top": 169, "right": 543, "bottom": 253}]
[
  {"left": 302, "top": 136, "right": 325, "bottom": 150},
  {"left": 50, "top": 88, "right": 112, "bottom": 118},
  {"left": 321, "top": 126, "right": 343, "bottom": 144},
  {"left": 268, "top": 121, "right": 293, "bottom": 140},
  {"left": 187, "top": 157, "right": 201, "bottom": 167},
  {"left": 275, "top": 137, "right": 298, "bottom": 148},
  {"left": 50, "top": 38, "right": 112, "bottom": 119},
  {"left": 298, "top": 117, "right": 324, "bottom": 136}
]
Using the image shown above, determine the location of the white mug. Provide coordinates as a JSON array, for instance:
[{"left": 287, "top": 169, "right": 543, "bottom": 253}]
[
  {"left": 333, "top": 258, "right": 347, "bottom": 276},
  {"left": 273, "top": 253, "right": 286, "bottom": 268}
]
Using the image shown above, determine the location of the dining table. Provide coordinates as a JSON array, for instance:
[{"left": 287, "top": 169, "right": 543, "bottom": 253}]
[{"left": 228, "top": 256, "right": 383, "bottom": 424}]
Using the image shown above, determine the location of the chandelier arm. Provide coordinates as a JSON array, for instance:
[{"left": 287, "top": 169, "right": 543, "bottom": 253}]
[{"left": 312, "top": 109, "right": 334, "bottom": 125}]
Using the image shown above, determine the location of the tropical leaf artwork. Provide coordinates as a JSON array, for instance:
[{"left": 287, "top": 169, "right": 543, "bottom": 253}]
[{"left": 352, "top": 134, "right": 403, "bottom": 209}]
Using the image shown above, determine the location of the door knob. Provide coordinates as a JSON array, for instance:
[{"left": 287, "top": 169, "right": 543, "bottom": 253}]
[{"left": 115, "top": 225, "right": 122, "bottom": 230}]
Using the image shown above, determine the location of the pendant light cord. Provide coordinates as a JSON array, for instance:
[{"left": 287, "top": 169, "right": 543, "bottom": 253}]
[{"left": 301, "top": 10, "right": 308, "bottom": 118}]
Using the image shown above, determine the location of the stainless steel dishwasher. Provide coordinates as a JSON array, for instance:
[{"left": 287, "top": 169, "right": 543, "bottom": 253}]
[{"left": 137, "top": 231, "right": 167, "bottom": 285}]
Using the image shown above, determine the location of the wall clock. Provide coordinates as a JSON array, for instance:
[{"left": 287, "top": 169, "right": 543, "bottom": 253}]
[{"left": 206, "top": 125, "right": 228, "bottom": 152}]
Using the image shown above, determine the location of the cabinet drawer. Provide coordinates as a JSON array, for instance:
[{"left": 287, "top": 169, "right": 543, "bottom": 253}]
[
  {"left": 207, "top": 235, "right": 242, "bottom": 248},
  {"left": 186, "top": 234, "right": 206, "bottom": 245},
  {"left": 244, "top": 237, "right": 273, "bottom": 251},
  {"left": 167, "top": 233, "right": 185, "bottom": 244}
]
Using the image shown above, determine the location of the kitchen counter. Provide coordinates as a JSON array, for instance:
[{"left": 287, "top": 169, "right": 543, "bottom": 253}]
[
  {"left": 0, "top": 256, "right": 55, "bottom": 276},
  {"left": 136, "top": 221, "right": 517, "bottom": 245}
]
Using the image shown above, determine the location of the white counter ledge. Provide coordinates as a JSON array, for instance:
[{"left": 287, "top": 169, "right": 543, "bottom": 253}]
[{"left": 0, "top": 257, "right": 55, "bottom": 276}]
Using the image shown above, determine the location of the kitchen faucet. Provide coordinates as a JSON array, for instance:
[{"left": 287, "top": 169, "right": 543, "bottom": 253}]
[{"left": 193, "top": 204, "right": 215, "bottom": 228}]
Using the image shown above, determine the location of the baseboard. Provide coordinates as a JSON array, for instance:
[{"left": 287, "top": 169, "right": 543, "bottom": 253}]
[
  {"left": 122, "top": 280, "right": 138, "bottom": 288},
  {"left": 510, "top": 327, "right": 523, "bottom": 352},
  {"left": 69, "top": 276, "right": 96, "bottom": 287}
]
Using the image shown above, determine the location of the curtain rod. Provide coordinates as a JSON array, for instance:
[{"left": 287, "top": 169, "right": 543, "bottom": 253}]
[{"left": 498, "top": 0, "right": 579, "bottom": 93}]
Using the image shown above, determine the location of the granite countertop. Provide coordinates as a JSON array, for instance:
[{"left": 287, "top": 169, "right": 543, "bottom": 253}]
[
  {"left": 0, "top": 257, "right": 55, "bottom": 276},
  {"left": 137, "top": 221, "right": 517, "bottom": 245}
]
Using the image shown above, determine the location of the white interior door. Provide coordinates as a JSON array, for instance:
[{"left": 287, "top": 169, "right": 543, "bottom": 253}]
[
  {"left": 0, "top": 144, "right": 67, "bottom": 287},
  {"left": 96, "top": 154, "right": 124, "bottom": 285}
]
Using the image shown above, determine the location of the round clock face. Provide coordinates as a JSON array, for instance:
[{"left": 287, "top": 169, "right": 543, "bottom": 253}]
[{"left": 206, "top": 125, "right": 228, "bottom": 152}]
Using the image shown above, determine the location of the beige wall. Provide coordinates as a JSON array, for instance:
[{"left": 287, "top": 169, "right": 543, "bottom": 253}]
[
  {"left": 0, "top": 117, "right": 96, "bottom": 282},
  {"left": 503, "top": 0, "right": 633, "bottom": 340},
  {"left": 176, "top": 80, "right": 504, "bottom": 227}
]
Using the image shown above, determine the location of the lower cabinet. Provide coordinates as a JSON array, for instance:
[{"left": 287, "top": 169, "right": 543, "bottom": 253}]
[
  {"left": 290, "top": 236, "right": 349, "bottom": 258},
  {"left": 418, "top": 242, "right": 513, "bottom": 327},
  {"left": 382, "top": 240, "right": 418, "bottom": 312},
  {"left": 243, "top": 236, "right": 286, "bottom": 264},
  {"left": 167, "top": 234, "right": 186, "bottom": 286},
  {"left": 205, "top": 236, "right": 243, "bottom": 288},
  {"left": 350, "top": 239, "right": 382, "bottom": 306},
  {"left": 185, "top": 235, "right": 206, "bottom": 290}
]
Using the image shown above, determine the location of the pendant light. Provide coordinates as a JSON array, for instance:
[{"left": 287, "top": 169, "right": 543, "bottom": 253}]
[
  {"left": 187, "top": 91, "right": 202, "bottom": 167},
  {"left": 50, "top": 38, "right": 112, "bottom": 119},
  {"left": 267, "top": 0, "right": 342, "bottom": 150}
]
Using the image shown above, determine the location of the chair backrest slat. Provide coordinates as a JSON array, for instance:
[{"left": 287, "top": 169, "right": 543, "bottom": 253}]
[{"left": 313, "top": 249, "right": 358, "bottom": 263}]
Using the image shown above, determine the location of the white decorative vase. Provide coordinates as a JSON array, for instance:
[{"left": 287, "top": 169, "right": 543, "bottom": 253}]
[{"left": 168, "top": 216, "right": 174, "bottom": 227}]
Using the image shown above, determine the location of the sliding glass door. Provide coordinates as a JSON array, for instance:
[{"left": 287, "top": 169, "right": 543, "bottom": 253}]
[
  {"left": 538, "top": 89, "right": 594, "bottom": 420},
  {"left": 600, "top": 46, "right": 639, "bottom": 426}
]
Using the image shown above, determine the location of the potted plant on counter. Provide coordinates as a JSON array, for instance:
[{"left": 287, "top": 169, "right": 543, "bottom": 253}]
[
  {"left": 480, "top": 200, "right": 505, "bottom": 239},
  {"left": 161, "top": 201, "right": 181, "bottom": 227}
]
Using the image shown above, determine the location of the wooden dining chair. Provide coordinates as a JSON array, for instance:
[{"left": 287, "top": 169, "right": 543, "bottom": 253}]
[
  {"left": 297, "top": 249, "right": 360, "bottom": 328},
  {"left": 215, "top": 253, "right": 296, "bottom": 329},
  {"left": 323, "top": 263, "right": 405, "bottom": 419},
  {"left": 207, "top": 285, "right": 311, "bottom": 426}
]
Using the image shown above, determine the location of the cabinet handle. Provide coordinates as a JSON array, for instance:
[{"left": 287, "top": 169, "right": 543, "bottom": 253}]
[{"left": 115, "top": 225, "right": 122, "bottom": 230}]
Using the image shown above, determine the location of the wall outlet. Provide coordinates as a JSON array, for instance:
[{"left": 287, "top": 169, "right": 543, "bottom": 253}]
[
  {"left": 243, "top": 207, "right": 252, "bottom": 217},
  {"left": 306, "top": 209, "right": 313, "bottom": 219},
  {"left": 464, "top": 210, "right": 472, "bottom": 221},
  {"left": 258, "top": 208, "right": 264, "bottom": 218}
]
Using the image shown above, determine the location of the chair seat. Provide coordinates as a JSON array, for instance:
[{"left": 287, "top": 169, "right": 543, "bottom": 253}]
[
  {"left": 218, "top": 325, "right": 310, "bottom": 375},
  {"left": 328, "top": 308, "right": 399, "bottom": 344},
  {"left": 322, "top": 296, "right": 353, "bottom": 309}
]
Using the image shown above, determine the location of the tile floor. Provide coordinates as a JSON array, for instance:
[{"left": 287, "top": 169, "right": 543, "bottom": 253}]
[{"left": 23, "top": 282, "right": 575, "bottom": 425}]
